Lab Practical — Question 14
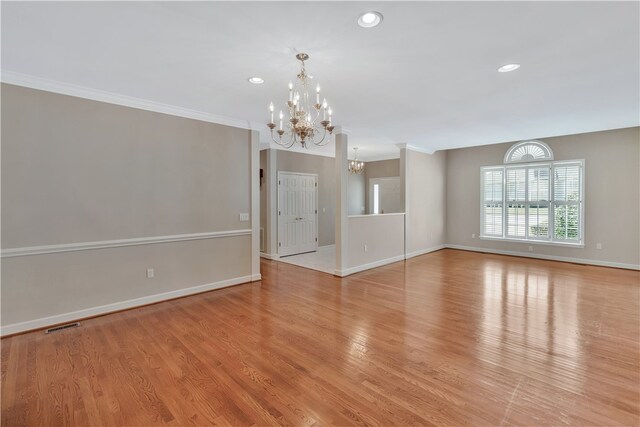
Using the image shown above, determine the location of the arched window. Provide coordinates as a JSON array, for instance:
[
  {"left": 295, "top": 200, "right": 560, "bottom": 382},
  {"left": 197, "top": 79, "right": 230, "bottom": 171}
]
[
  {"left": 504, "top": 140, "right": 553, "bottom": 164},
  {"left": 480, "top": 139, "right": 583, "bottom": 246}
]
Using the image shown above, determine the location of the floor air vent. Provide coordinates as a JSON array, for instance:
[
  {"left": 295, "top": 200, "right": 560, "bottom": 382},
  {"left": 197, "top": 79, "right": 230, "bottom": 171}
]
[{"left": 45, "top": 322, "right": 80, "bottom": 334}]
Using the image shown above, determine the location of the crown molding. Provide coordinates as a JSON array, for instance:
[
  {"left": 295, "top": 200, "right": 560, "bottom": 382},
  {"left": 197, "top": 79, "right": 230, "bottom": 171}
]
[
  {"left": 1, "top": 70, "right": 253, "bottom": 130},
  {"left": 396, "top": 143, "right": 436, "bottom": 155},
  {"left": 332, "top": 126, "right": 352, "bottom": 135},
  {"left": 261, "top": 142, "right": 336, "bottom": 158}
]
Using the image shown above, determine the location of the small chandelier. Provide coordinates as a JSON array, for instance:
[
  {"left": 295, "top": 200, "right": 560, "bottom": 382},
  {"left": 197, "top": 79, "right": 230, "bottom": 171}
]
[
  {"left": 349, "top": 148, "right": 365, "bottom": 174},
  {"left": 267, "top": 53, "right": 335, "bottom": 149}
]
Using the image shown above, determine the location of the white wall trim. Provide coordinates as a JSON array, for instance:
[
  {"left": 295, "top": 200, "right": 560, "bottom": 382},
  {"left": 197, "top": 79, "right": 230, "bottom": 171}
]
[
  {"left": 405, "top": 244, "right": 446, "bottom": 260},
  {"left": 348, "top": 213, "right": 406, "bottom": 219},
  {"left": 1, "top": 70, "right": 252, "bottom": 130},
  {"left": 0, "top": 275, "right": 253, "bottom": 336},
  {"left": 445, "top": 244, "right": 640, "bottom": 271},
  {"left": 335, "top": 254, "right": 405, "bottom": 277},
  {"left": 260, "top": 252, "right": 280, "bottom": 260},
  {"left": 1, "top": 229, "right": 252, "bottom": 258},
  {"left": 318, "top": 244, "right": 336, "bottom": 250},
  {"left": 333, "top": 126, "right": 352, "bottom": 136},
  {"left": 264, "top": 143, "right": 337, "bottom": 158},
  {"left": 250, "top": 130, "right": 261, "bottom": 280},
  {"left": 396, "top": 143, "right": 436, "bottom": 155}
]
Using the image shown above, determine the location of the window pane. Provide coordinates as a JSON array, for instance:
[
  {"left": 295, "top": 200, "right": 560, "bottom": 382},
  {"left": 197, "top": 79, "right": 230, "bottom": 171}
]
[
  {"left": 373, "top": 184, "right": 379, "bottom": 214},
  {"left": 528, "top": 205, "right": 549, "bottom": 238},
  {"left": 554, "top": 204, "right": 580, "bottom": 240},
  {"left": 554, "top": 165, "right": 581, "bottom": 202},
  {"left": 506, "top": 169, "right": 526, "bottom": 201},
  {"left": 483, "top": 203, "right": 503, "bottom": 236},
  {"left": 506, "top": 203, "right": 526, "bottom": 237},
  {"left": 483, "top": 169, "right": 503, "bottom": 202},
  {"left": 528, "top": 167, "right": 550, "bottom": 201}
]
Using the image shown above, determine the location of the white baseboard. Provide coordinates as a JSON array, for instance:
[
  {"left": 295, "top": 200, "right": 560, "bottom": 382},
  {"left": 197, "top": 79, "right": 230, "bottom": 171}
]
[
  {"left": 251, "top": 274, "right": 262, "bottom": 281},
  {"left": 260, "top": 252, "right": 279, "bottom": 260},
  {"left": 0, "top": 275, "right": 253, "bottom": 336},
  {"left": 335, "top": 254, "right": 405, "bottom": 277},
  {"left": 445, "top": 244, "right": 640, "bottom": 270},
  {"left": 405, "top": 244, "right": 446, "bottom": 260}
]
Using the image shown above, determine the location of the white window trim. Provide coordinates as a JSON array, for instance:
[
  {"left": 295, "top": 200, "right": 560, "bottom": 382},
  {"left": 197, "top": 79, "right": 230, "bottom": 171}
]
[
  {"left": 504, "top": 140, "right": 554, "bottom": 164},
  {"left": 480, "top": 159, "right": 585, "bottom": 247}
]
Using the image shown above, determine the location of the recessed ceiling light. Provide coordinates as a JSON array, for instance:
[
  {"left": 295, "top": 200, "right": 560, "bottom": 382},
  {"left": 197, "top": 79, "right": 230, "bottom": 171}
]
[
  {"left": 247, "top": 77, "right": 264, "bottom": 84},
  {"left": 358, "top": 11, "right": 383, "bottom": 28},
  {"left": 498, "top": 64, "right": 520, "bottom": 73}
]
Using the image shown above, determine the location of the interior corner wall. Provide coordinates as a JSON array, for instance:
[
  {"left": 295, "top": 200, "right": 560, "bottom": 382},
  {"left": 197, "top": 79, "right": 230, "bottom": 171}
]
[
  {"left": 347, "top": 172, "right": 365, "bottom": 215},
  {"left": 445, "top": 127, "right": 640, "bottom": 268},
  {"left": 405, "top": 149, "right": 448, "bottom": 257},
  {"left": 1, "top": 83, "right": 254, "bottom": 333},
  {"left": 274, "top": 150, "right": 336, "bottom": 247}
]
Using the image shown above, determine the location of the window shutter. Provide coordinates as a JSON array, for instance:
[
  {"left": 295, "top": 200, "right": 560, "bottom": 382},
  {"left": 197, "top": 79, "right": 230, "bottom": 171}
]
[
  {"left": 506, "top": 168, "right": 526, "bottom": 238},
  {"left": 482, "top": 168, "right": 504, "bottom": 237},
  {"left": 527, "top": 167, "right": 550, "bottom": 239},
  {"left": 553, "top": 163, "right": 582, "bottom": 241}
]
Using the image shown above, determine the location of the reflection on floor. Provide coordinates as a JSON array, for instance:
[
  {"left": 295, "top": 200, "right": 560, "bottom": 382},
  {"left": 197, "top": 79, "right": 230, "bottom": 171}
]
[{"left": 277, "top": 244, "right": 335, "bottom": 274}]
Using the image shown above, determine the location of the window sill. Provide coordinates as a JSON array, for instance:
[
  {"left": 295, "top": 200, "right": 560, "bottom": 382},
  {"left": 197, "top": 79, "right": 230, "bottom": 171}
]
[{"left": 479, "top": 236, "right": 584, "bottom": 248}]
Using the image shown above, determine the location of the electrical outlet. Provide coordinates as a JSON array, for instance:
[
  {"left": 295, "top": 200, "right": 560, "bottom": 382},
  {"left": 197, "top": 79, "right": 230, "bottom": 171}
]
[
  {"left": 363, "top": 244, "right": 368, "bottom": 252},
  {"left": 528, "top": 245, "right": 534, "bottom": 252},
  {"left": 146, "top": 268, "right": 155, "bottom": 279},
  {"left": 322, "top": 207, "right": 326, "bottom": 213},
  {"left": 239, "top": 213, "right": 249, "bottom": 221},
  {"left": 472, "top": 233, "right": 476, "bottom": 239},
  {"left": 596, "top": 243, "right": 602, "bottom": 250}
]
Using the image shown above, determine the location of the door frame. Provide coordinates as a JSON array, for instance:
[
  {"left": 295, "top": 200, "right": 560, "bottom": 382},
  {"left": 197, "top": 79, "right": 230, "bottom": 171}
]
[{"left": 277, "top": 171, "right": 319, "bottom": 256}]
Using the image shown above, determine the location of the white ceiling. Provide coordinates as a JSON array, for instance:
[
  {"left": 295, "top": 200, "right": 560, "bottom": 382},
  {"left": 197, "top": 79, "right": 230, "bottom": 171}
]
[{"left": 2, "top": 1, "right": 638, "bottom": 161}]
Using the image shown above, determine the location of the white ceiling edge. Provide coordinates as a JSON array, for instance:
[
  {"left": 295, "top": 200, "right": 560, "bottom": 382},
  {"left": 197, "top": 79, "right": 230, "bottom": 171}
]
[
  {"left": 259, "top": 142, "right": 401, "bottom": 162},
  {"left": 259, "top": 142, "right": 335, "bottom": 158},
  {"left": 397, "top": 143, "right": 436, "bottom": 155},
  {"left": 1, "top": 69, "right": 254, "bottom": 131}
]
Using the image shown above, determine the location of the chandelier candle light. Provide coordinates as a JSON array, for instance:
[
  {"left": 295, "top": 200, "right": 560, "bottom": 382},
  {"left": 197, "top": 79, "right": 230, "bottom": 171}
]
[
  {"left": 267, "top": 53, "right": 335, "bottom": 148},
  {"left": 349, "top": 147, "right": 365, "bottom": 174}
]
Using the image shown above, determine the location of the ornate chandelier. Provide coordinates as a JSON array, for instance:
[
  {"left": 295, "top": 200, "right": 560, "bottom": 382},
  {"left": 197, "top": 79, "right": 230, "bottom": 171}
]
[
  {"left": 267, "top": 53, "right": 335, "bottom": 148},
  {"left": 349, "top": 148, "right": 365, "bottom": 174}
]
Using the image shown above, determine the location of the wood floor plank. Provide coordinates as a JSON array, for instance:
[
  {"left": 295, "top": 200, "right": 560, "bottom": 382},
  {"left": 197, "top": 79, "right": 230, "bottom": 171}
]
[{"left": 2, "top": 249, "right": 639, "bottom": 426}]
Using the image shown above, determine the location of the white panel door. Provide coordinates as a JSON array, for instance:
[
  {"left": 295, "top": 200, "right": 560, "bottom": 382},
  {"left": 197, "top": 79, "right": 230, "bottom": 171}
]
[
  {"left": 298, "top": 174, "right": 318, "bottom": 253},
  {"left": 278, "top": 172, "right": 318, "bottom": 257}
]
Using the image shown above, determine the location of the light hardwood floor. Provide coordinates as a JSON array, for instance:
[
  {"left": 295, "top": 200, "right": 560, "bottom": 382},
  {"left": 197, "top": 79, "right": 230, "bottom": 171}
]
[{"left": 2, "top": 249, "right": 639, "bottom": 426}]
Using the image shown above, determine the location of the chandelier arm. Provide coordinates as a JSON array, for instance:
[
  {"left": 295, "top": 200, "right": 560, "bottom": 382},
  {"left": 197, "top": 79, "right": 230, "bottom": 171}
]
[
  {"left": 271, "top": 130, "right": 297, "bottom": 149},
  {"left": 312, "top": 126, "right": 330, "bottom": 146},
  {"left": 284, "top": 131, "right": 297, "bottom": 148}
]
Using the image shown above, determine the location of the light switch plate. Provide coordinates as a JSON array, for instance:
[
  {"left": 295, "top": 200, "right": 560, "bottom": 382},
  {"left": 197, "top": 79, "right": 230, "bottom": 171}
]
[{"left": 239, "top": 213, "right": 249, "bottom": 221}]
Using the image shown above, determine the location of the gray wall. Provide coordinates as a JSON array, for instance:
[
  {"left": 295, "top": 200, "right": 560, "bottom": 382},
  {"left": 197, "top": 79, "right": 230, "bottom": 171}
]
[
  {"left": 405, "top": 150, "right": 448, "bottom": 254},
  {"left": 347, "top": 171, "right": 365, "bottom": 215},
  {"left": 1, "top": 83, "right": 253, "bottom": 326},
  {"left": 446, "top": 127, "right": 640, "bottom": 266},
  {"left": 364, "top": 159, "right": 400, "bottom": 213},
  {"left": 274, "top": 150, "right": 336, "bottom": 247}
]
